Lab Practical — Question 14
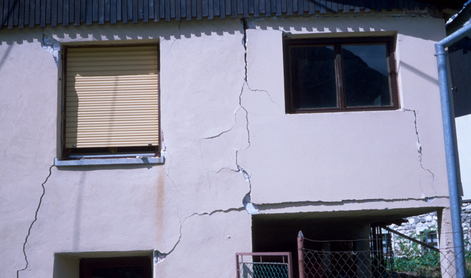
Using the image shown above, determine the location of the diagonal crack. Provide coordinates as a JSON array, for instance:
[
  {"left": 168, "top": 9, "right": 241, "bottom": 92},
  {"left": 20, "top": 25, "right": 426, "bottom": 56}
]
[
  {"left": 158, "top": 207, "right": 245, "bottom": 260},
  {"left": 245, "top": 82, "right": 282, "bottom": 110},
  {"left": 203, "top": 124, "right": 236, "bottom": 139},
  {"left": 403, "top": 109, "right": 436, "bottom": 193},
  {"left": 159, "top": 212, "right": 189, "bottom": 257},
  {"left": 164, "top": 21, "right": 182, "bottom": 56},
  {"left": 17, "top": 164, "right": 54, "bottom": 278}
]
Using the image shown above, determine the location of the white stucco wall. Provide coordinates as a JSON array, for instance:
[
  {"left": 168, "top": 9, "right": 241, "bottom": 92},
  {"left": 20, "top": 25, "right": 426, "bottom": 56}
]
[
  {"left": 241, "top": 16, "right": 448, "bottom": 209},
  {"left": 456, "top": 114, "right": 471, "bottom": 200},
  {"left": 0, "top": 14, "right": 450, "bottom": 278}
]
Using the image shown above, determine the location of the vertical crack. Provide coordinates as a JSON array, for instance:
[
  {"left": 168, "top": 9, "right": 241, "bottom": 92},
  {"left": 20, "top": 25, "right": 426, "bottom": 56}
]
[
  {"left": 17, "top": 164, "right": 54, "bottom": 278},
  {"left": 240, "top": 18, "right": 251, "bottom": 148},
  {"left": 403, "top": 109, "right": 436, "bottom": 193},
  {"left": 240, "top": 18, "right": 281, "bottom": 109},
  {"left": 161, "top": 131, "right": 184, "bottom": 196},
  {"left": 235, "top": 19, "right": 257, "bottom": 214}
]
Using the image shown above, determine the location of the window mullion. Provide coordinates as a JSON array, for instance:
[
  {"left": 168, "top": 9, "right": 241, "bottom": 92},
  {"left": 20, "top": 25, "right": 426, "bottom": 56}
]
[
  {"left": 334, "top": 43, "right": 345, "bottom": 110},
  {"left": 387, "top": 40, "right": 398, "bottom": 107}
]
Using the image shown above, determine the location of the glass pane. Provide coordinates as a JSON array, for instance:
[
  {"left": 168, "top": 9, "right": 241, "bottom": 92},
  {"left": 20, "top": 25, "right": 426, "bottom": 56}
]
[
  {"left": 289, "top": 45, "right": 337, "bottom": 109},
  {"left": 342, "top": 44, "right": 391, "bottom": 107},
  {"left": 92, "top": 266, "right": 144, "bottom": 278}
]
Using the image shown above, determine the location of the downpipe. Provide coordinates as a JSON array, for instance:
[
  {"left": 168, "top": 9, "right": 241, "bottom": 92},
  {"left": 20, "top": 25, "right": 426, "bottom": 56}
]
[{"left": 435, "top": 23, "right": 471, "bottom": 278}]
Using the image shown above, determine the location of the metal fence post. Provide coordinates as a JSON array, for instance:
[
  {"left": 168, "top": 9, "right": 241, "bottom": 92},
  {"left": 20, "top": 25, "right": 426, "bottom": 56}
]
[{"left": 298, "top": 230, "right": 305, "bottom": 278}]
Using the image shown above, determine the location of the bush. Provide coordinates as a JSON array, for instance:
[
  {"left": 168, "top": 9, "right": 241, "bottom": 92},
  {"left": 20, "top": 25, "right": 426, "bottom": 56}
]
[
  {"left": 392, "top": 229, "right": 441, "bottom": 277},
  {"left": 390, "top": 227, "right": 471, "bottom": 277}
]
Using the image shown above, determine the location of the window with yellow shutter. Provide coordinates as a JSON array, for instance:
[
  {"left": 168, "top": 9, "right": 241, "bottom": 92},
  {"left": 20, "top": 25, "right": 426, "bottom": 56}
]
[{"left": 62, "top": 45, "right": 160, "bottom": 159}]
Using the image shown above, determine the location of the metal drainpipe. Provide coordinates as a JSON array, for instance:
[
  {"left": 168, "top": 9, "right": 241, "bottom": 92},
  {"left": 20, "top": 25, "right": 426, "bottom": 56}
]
[{"left": 435, "top": 22, "right": 471, "bottom": 278}]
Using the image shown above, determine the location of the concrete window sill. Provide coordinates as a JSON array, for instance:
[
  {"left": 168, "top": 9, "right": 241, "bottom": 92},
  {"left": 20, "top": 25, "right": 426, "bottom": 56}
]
[{"left": 54, "top": 156, "right": 165, "bottom": 167}]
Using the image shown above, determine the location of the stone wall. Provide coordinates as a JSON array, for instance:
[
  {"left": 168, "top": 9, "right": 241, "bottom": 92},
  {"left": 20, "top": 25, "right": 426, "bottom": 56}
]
[{"left": 388, "top": 202, "right": 471, "bottom": 251}]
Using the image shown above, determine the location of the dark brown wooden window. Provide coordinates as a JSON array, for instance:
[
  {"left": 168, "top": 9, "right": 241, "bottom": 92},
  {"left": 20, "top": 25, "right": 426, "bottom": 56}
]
[
  {"left": 283, "top": 37, "right": 399, "bottom": 113},
  {"left": 80, "top": 257, "right": 152, "bottom": 278}
]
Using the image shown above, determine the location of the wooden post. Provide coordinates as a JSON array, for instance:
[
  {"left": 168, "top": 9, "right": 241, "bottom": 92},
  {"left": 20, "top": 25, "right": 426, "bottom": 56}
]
[{"left": 298, "top": 230, "right": 305, "bottom": 278}]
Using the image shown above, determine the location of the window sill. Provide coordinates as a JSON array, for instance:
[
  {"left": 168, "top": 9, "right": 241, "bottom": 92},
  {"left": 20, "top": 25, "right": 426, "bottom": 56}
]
[{"left": 54, "top": 156, "right": 165, "bottom": 167}]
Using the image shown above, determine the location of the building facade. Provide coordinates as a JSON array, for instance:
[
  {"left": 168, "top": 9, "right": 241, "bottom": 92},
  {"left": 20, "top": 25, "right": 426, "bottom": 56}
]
[{"left": 0, "top": 0, "right": 464, "bottom": 277}]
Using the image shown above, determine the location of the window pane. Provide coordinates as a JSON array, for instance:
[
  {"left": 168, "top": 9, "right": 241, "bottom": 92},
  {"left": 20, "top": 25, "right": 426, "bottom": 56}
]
[
  {"left": 289, "top": 46, "right": 337, "bottom": 109},
  {"left": 342, "top": 44, "right": 391, "bottom": 107}
]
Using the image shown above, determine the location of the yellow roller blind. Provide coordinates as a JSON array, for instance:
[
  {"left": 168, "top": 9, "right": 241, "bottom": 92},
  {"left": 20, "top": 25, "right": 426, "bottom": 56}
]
[{"left": 65, "top": 45, "right": 159, "bottom": 148}]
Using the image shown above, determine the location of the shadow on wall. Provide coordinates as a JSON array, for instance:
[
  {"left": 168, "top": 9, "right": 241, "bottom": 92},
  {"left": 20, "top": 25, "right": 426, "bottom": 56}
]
[
  {"left": 398, "top": 61, "right": 439, "bottom": 86},
  {"left": 53, "top": 254, "right": 80, "bottom": 278},
  {"left": 0, "top": 44, "right": 13, "bottom": 71},
  {"left": 254, "top": 16, "right": 446, "bottom": 42},
  {"left": 1, "top": 18, "right": 242, "bottom": 45}
]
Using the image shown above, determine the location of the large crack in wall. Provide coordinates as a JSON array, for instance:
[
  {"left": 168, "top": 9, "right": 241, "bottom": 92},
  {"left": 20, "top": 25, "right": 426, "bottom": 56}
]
[
  {"left": 16, "top": 165, "right": 54, "bottom": 278},
  {"left": 236, "top": 17, "right": 260, "bottom": 215},
  {"left": 15, "top": 34, "right": 59, "bottom": 278},
  {"left": 157, "top": 19, "right": 261, "bottom": 262},
  {"left": 155, "top": 21, "right": 256, "bottom": 263},
  {"left": 153, "top": 206, "right": 246, "bottom": 264},
  {"left": 403, "top": 108, "right": 437, "bottom": 195}
]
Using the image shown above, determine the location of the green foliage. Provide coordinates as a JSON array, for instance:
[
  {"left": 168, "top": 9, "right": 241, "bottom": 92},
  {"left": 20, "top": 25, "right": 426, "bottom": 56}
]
[
  {"left": 390, "top": 226, "right": 471, "bottom": 277},
  {"left": 392, "top": 228, "right": 441, "bottom": 278}
]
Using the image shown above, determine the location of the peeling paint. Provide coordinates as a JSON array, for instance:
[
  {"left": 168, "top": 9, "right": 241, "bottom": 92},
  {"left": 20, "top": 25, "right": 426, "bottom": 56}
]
[
  {"left": 237, "top": 164, "right": 259, "bottom": 214},
  {"left": 153, "top": 250, "right": 166, "bottom": 264},
  {"left": 243, "top": 193, "right": 259, "bottom": 214},
  {"left": 16, "top": 165, "right": 54, "bottom": 278},
  {"left": 41, "top": 34, "right": 60, "bottom": 67},
  {"left": 237, "top": 165, "right": 250, "bottom": 182}
]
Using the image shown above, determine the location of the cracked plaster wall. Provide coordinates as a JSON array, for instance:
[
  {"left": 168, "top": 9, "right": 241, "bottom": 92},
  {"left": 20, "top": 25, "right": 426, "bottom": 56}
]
[
  {"left": 0, "top": 14, "right": 453, "bottom": 278},
  {"left": 1, "top": 21, "right": 251, "bottom": 278},
  {"left": 0, "top": 28, "right": 58, "bottom": 277},
  {"left": 237, "top": 16, "right": 450, "bottom": 212}
]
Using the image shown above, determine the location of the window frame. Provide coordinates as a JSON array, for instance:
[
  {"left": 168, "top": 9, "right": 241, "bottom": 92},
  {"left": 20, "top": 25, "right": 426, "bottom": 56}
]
[
  {"left": 60, "top": 44, "right": 161, "bottom": 160},
  {"left": 79, "top": 256, "right": 152, "bottom": 278},
  {"left": 283, "top": 36, "right": 399, "bottom": 114},
  {"left": 420, "top": 230, "right": 438, "bottom": 253}
]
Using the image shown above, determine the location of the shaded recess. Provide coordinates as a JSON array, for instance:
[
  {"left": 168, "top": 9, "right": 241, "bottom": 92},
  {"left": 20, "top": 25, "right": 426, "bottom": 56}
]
[
  {"left": 449, "top": 36, "right": 471, "bottom": 118},
  {"left": 251, "top": 208, "right": 439, "bottom": 277}
]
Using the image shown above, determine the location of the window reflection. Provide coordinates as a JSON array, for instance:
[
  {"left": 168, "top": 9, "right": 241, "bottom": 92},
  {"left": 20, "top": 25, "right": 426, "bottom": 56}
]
[
  {"left": 342, "top": 44, "right": 390, "bottom": 107},
  {"left": 290, "top": 45, "right": 337, "bottom": 109}
]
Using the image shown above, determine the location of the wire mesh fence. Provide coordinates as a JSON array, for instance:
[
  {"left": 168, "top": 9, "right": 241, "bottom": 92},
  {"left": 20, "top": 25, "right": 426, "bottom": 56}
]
[
  {"left": 236, "top": 252, "right": 293, "bottom": 278},
  {"left": 300, "top": 235, "right": 471, "bottom": 278}
]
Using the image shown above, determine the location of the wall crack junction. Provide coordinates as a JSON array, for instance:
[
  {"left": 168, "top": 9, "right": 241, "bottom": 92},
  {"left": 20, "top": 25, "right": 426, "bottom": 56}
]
[{"left": 16, "top": 164, "right": 54, "bottom": 278}]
